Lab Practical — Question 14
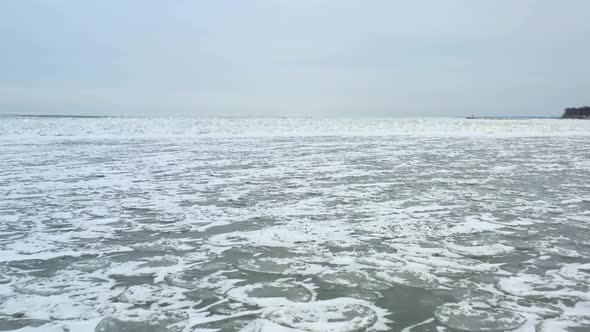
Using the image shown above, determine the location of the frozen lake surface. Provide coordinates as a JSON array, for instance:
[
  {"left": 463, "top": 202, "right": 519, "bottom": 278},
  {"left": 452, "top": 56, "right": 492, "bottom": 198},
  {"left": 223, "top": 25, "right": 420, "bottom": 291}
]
[{"left": 1, "top": 117, "right": 589, "bottom": 331}]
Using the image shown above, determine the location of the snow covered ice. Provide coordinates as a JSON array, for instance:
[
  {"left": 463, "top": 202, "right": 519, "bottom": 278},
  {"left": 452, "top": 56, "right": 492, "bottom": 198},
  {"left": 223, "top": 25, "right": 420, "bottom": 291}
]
[{"left": 1, "top": 117, "right": 590, "bottom": 331}]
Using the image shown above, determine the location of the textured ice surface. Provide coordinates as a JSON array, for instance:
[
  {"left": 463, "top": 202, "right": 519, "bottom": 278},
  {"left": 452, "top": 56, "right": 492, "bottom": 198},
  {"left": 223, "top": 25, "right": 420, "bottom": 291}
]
[
  {"left": 374, "top": 270, "right": 440, "bottom": 289},
  {"left": 264, "top": 298, "right": 381, "bottom": 332},
  {"left": 94, "top": 311, "right": 188, "bottom": 332},
  {"left": 226, "top": 279, "right": 314, "bottom": 306},
  {"left": 1, "top": 117, "right": 590, "bottom": 331},
  {"left": 434, "top": 303, "right": 526, "bottom": 331}
]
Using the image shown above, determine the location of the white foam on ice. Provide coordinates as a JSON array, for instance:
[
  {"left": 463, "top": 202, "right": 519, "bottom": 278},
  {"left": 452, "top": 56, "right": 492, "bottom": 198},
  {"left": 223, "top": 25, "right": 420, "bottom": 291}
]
[{"left": 1, "top": 117, "right": 590, "bottom": 331}]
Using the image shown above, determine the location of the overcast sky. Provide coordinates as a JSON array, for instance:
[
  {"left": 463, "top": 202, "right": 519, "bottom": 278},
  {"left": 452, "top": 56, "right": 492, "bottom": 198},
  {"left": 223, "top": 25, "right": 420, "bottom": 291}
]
[{"left": 1, "top": 1, "right": 589, "bottom": 117}]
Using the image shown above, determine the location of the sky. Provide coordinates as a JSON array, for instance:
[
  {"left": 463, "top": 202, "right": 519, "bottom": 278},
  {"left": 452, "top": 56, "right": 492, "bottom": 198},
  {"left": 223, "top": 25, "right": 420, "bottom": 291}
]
[{"left": 1, "top": 1, "right": 589, "bottom": 117}]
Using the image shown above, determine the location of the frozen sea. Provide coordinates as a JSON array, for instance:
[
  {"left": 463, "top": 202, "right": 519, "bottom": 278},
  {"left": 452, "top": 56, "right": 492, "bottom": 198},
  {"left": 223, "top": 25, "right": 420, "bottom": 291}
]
[{"left": 1, "top": 117, "right": 590, "bottom": 332}]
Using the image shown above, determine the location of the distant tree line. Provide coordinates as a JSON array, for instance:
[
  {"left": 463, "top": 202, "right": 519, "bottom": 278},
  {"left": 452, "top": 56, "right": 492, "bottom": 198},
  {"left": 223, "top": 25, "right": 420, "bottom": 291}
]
[{"left": 562, "top": 106, "right": 590, "bottom": 119}]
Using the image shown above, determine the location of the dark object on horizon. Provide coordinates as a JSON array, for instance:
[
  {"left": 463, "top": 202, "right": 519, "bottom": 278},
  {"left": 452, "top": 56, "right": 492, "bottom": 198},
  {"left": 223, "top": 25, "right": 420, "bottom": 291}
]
[{"left": 562, "top": 106, "right": 590, "bottom": 119}]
